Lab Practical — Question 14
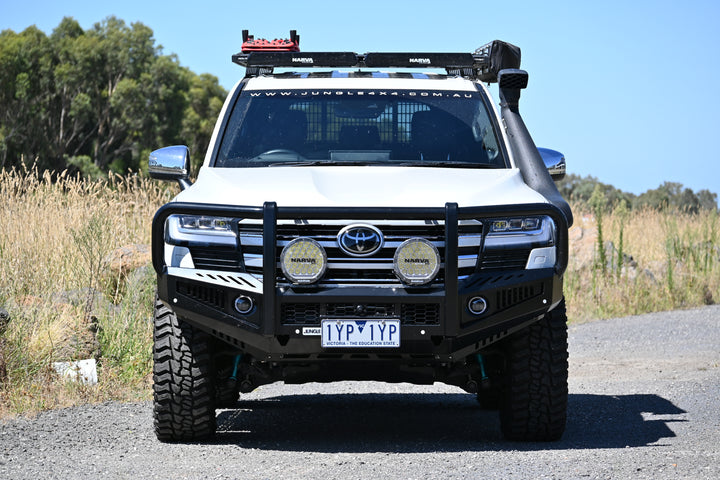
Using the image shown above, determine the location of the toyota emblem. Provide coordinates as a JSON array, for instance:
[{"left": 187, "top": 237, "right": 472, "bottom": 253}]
[{"left": 337, "top": 224, "right": 384, "bottom": 257}]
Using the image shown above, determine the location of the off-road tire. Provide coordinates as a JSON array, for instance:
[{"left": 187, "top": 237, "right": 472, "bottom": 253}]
[
  {"left": 499, "top": 299, "right": 568, "bottom": 441},
  {"left": 153, "top": 297, "right": 216, "bottom": 441}
]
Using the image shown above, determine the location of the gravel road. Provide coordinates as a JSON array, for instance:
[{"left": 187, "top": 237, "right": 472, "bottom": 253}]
[{"left": 2, "top": 306, "right": 719, "bottom": 479}]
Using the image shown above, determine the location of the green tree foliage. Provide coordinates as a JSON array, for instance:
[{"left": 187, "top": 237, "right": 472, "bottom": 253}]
[
  {"left": 557, "top": 173, "right": 635, "bottom": 210},
  {"left": 557, "top": 174, "right": 718, "bottom": 213},
  {"left": 635, "top": 182, "right": 718, "bottom": 214},
  {"left": 181, "top": 74, "right": 226, "bottom": 176},
  {"left": 0, "top": 16, "right": 226, "bottom": 176}
]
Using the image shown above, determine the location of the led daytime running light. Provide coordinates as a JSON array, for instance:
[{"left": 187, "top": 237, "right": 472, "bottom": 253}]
[
  {"left": 179, "top": 215, "right": 232, "bottom": 232},
  {"left": 490, "top": 217, "right": 541, "bottom": 233}
]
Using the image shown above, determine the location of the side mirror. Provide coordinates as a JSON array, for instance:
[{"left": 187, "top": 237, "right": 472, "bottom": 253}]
[
  {"left": 149, "top": 145, "right": 192, "bottom": 190},
  {"left": 538, "top": 148, "right": 566, "bottom": 181}
]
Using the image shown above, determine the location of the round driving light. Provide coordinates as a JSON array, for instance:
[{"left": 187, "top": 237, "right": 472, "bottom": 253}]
[
  {"left": 393, "top": 238, "right": 441, "bottom": 285},
  {"left": 468, "top": 296, "right": 488, "bottom": 315},
  {"left": 234, "top": 295, "right": 254, "bottom": 314},
  {"left": 280, "top": 237, "right": 327, "bottom": 284}
]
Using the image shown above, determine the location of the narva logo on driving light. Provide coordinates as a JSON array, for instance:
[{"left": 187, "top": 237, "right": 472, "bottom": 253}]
[
  {"left": 409, "top": 58, "right": 431, "bottom": 64},
  {"left": 404, "top": 258, "right": 430, "bottom": 265},
  {"left": 291, "top": 258, "right": 317, "bottom": 264},
  {"left": 292, "top": 57, "right": 314, "bottom": 64}
]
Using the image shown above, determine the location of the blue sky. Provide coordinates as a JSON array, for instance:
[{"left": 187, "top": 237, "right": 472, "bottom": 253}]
[{"left": 3, "top": 0, "right": 720, "bottom": 196}]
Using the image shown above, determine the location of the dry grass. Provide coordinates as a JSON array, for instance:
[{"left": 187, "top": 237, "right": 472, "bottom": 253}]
[
  {"left": 566, "top": 205, "right": 719, "bottom": 321},
  {"left": 0, "top": 166, "right": 174, "bottom": 416},
  {"left": 0, "top": 167, "right": 717, "bottom": 416}
]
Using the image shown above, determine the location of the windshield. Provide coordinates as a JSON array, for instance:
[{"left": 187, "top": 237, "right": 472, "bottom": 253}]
[{"left": 214, "top": 88, "right": 507, "bottom": 168}]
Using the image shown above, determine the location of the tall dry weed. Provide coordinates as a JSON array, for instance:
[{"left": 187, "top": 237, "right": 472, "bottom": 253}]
[
  {"left": 566, "top": 203, "right": 720, "bottom": 321},
  {"left": 0, "top": 167, "right": 174, "bottom": 415}
]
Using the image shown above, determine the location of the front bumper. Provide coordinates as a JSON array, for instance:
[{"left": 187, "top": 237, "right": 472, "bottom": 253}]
[{"left": 152, "top": 202, "right": 568, "bottom": 362}]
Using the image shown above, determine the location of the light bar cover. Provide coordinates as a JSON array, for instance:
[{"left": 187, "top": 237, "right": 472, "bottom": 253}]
[
  {"left": 233, "top": 51, "right": 359, "bottom": 68},
  {"left": 363, "top": 52, "right": 475, "bottom": 68}
]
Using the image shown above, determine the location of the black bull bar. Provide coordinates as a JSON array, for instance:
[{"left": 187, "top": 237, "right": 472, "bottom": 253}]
[{"left": 152, "top": 202, "right": 568, "bottom": 357}]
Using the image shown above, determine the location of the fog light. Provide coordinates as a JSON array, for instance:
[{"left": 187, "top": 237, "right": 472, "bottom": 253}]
[
  {"left": 234, "top": 295, "right": 254, "bottom": 314},
  {"left": 468, "top": 296, "right": 487, "bottom": 315},
  {"left": 393, "top": 238, "right": 440, "bottom": 285},
  {"left": 280, "top": 237, "right": 327, "bottom": 284}
]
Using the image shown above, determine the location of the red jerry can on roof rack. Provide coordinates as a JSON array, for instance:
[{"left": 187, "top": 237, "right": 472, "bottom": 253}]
[{"left": 241, "top": 29, "right": 300, "bottom": 53}]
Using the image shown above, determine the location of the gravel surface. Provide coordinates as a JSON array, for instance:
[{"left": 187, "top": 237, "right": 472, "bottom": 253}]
[{"left": 1, "top": 306, "right": 719, "bottom": 479}]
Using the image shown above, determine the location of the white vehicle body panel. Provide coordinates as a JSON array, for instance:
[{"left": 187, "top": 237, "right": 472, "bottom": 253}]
[{"left": 175, "top": 166, "right": 547, "bottom": 208}]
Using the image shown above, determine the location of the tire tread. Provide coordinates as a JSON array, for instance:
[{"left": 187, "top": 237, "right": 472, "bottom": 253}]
[
  {"left": 152, "top": 298, "right": 216, "bottom": 442},
  {"left": 499, "top": 299, "right": 569, "bottom": 441}
]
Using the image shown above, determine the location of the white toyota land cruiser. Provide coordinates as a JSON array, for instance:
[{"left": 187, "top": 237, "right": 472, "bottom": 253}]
[{"left": 148, "top": 31, "right": 573, "bottom": 442}]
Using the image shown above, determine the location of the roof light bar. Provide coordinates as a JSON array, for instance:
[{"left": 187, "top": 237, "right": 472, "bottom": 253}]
[
  {"left": 362, "top": 52, "right": 476, "bottom": 68},
  {"left": 233, "top": 51, "right": 359, "bottom": 68},
  {"left": 232, "top": 31, "right": 521, "bottom": 83}
]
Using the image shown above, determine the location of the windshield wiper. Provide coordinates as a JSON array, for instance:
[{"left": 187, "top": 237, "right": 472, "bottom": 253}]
[
  {"left": 268, "top": 160, "right": 384, "bottom": 167},
  {"left": 396, "top": 161, "right": 501, "bottom": 169},
  {"left": 267, "top": 160, "right": 502, "bottom": 168}
]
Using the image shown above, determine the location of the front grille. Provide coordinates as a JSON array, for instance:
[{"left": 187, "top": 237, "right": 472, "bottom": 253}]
[
  {"left": 184, "top": 219, "right": 540, "bottom": 285},
  {"left": 401, "top": 304, "right": 441, "bottom": 325},
  {"left": 496, "top": 284, "right": 541, "bottom": 310},
  {"left": 275, "top": 223, "right": 448, "bottom": 287},
  {"left": 281, "top": 302, "right": 440, "bottom": 326},
  {"left": 281, "top": 303, "right": 321, "bottom": 324},
  {"left": 480, "top": 249, "right": 531, "bottom": 271},
  {"left": 189, "top": 246, "right": 240, "bottom": 271},
  {"left": 177, "top": 281, "right": 226, "bottom": 310},
  {"left": 238, "top": 221, "right": 486, "bottom": 286},
  {"left": 326, "top": 303, "right": 394, "bottom": 317}
]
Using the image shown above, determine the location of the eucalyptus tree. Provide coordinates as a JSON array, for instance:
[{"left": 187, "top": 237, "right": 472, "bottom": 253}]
[{"left": 0, "top": 16, "right": 227, "bottom": 176}]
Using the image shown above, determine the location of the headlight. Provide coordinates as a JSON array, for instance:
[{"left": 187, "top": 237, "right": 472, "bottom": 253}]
[
  {"left": 483, "top": 216, "right": 557, "bottom": 270},
  {"left": 165, "top": 215, "right": 235, "bottom": 246},
  {"left": 280, "top": 238, "right": 327, "bottom": 284},
  {"left": 490, "top": 217, "right": 542, "bottom": 233},
  {"left": 393, "top": 238, "right": 440, "bottom": 285},
  {"left": 178, "top": 215, "right": 232, "bottom": 231}
]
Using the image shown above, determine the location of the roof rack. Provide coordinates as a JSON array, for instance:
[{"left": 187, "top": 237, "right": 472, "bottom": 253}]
[{"left": 231, "top": 31, "right": 520, "bottom": 82}]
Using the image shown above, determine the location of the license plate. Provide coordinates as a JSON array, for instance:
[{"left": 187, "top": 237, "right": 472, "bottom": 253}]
[{"left": 321, "top": 319, "right": 400, "bottom": 348}]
